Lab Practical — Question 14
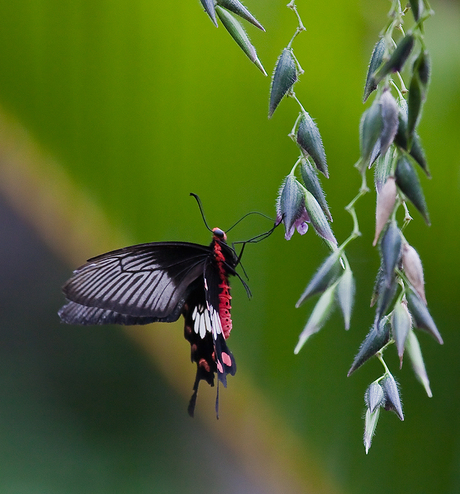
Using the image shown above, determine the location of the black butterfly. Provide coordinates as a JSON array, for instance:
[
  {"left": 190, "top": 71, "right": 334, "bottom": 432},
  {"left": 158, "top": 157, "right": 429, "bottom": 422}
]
[{"left": 58, "top": 195, "right": 275, "bottom": 416}]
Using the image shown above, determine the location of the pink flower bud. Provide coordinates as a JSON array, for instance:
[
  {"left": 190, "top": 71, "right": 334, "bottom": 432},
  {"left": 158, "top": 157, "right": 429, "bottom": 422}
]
[
  {"left": 373, "top": 177, "right": 397, "bottom": 246},
  {"left": 402, "top": 242, "right": 426, "bottom": 303}
]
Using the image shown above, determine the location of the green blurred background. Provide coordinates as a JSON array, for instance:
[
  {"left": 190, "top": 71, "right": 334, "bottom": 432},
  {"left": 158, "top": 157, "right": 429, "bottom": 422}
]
[{"left": 0, "top": 0, "right": 459, "bottom": 492}]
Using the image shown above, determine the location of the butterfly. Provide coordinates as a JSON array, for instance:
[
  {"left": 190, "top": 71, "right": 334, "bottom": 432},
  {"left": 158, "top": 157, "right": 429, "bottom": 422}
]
[{"left": 58, "top": 194, "right": 276, "bottom": 416}]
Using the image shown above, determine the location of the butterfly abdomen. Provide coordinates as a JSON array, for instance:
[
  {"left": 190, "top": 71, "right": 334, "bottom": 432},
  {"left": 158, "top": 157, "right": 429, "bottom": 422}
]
[{"left": 213, "top": 240, "right": 233, "bottom": 339}]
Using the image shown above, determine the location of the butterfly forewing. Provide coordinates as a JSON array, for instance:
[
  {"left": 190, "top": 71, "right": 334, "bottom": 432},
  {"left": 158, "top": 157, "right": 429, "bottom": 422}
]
[{"left": 62, "top": 242, "right": 210, "bottom": 318}]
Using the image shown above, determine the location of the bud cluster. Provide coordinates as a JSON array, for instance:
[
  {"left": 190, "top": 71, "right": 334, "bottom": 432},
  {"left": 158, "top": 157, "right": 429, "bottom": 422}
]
[
  {"left": 274, "top": 0, "right": 440, "bottom": 453},
  {"left": 352, "top": 0, "right": 439, "bottom": 452}
]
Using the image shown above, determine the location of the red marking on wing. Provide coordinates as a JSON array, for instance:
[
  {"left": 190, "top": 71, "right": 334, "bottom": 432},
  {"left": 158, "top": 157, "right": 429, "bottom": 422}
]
[
  {"left": 213, "top": 240, "right": 233, "bottom": 339},
  {"left": 221, "top": 352, "right": 232, "bottom": 367}
]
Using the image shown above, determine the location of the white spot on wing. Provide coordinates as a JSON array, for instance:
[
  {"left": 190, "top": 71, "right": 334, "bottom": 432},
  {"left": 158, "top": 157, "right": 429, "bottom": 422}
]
[{"left": 191, "top": 303, "right": 222, "bottom": 339}]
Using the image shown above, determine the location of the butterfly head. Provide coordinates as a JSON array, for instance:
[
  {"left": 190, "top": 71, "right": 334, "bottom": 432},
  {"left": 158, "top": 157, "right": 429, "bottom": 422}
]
[{"left": 212, "top": 227, "right": 227, "bottom": 242}]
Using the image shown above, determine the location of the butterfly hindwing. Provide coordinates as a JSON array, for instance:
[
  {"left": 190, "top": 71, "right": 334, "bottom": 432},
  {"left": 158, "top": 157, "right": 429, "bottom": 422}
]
[
  {"left": 58, "top": 299, "right": 184, "bottom": 326},
  {"left": 204, "top": 246, "right": 237, "bottom": 387}
]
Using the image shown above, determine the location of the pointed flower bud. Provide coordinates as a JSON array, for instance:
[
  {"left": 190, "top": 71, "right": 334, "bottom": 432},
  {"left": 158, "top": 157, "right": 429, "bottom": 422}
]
[
  {"left": 402, "top": 242, "right": 426, "bottom": 303},
  {"left": 373, "top": 176, "right": 397, "bottom": 246},
  {"left": 364, "top": 407, "right": 380, "bottom": 454},
  {"left": 415, "top": 50, "right": 431, "bottom": 89},
  {"left": 360, "top": 99, "right": 383, "bottom": 164},
  {"left": 373, "top": 34, "right": 415, "bottom": 85},
  {"left": 348, "top": 318, "right": 391, "bottom": 376},
  {"left": 395, "top": 155, "right": 430, "bottom": 225},
  {"left": 409, "top": 134, "right": 430, "bottom": 177},
  {"left": 276, "top": 174, "right": 309, "bottom": 240},
  {"left": 380, "top": 220, "right": 402, "bottom": 287},
  {"left": 303, "top": 188, "right": 337, "bottom": 246},
  {"left": 370, "top": 264, "right": 384, "bottom": 308},
  {"left": 296, "top": 112, "right": 328, "bottom": 178},
  {"left": 363, "top": 38, "right": 386, "bottom": 102},
  {"left": 269, "top": 48, "right": 297, "bottom": 118},
  {"left": 374, "top": 147, "right": 395, "bottom": 193},
  {"left": 394, "top": 112, "right": 431, "bottom": 177},
  {"left": 299, "top": 159, "right": 332, "bottom": 221},
  {"left": 380, "top": 89, "right": 399, "bottom": 156},
  {"left": 406, "top": 288, "right": 443, "bottom": 344},
  {"left": 405, "top": 330, "right": 432, "bottom": 397},
  {"left": 200, "top": 0, "right": 218, "bottom": 27},
  {"left": 409, "top": 0, "right": 423, "bottom": 21},
  {"left": 374, "top": 276, "right": 398, "bottom": 326},
  {"left": 215, "top": 6, "right": 267, "bottom": 75},
  {"left": 296, "top": 249, "right": 342, "bottom": 307},
  {"left": 294, "top": 284, "right": 336, "bottom": 354},
  {"left": 336, "top": 266, "right": 355, "bottom": 330},
  {"left": 216, "top": 0, "right": 265, "bottom": 31},
  {"left": 382, "top": 373, "right": 404, "bottom": 421},
  {"left": 391, "top": 301, "right": 412, "bottom": 367},
  {"left": 407, "top": 72, "right": 423, "bottom": 141},
  {"left": 365, "top": 381, "right": 385, "bottom": 413}
]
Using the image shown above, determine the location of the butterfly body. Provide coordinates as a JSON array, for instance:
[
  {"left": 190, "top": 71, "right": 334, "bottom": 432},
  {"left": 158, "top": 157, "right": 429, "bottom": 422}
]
[{"left": 59, "top": 228, "right": 238, "bottom": 416}]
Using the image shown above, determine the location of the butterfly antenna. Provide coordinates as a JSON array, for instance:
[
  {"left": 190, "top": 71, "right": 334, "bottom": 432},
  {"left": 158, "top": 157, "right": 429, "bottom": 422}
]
[
  {"left": 226, "top": 211, "right": 274, "bottom": 233},
  {"left": 233, "top": 220, "right": 280, "bottom": 264},
  {"left": 190, "top": 193, "right": 213, "bottom": 233}
]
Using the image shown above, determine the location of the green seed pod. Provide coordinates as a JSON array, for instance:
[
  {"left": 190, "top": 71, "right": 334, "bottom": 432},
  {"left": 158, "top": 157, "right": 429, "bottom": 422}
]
[
  {"left": 216, "top": 0, "right": 265, "bottom": 31},
  {"left": 405, "top": 330, "right": 432, "bottom": 397},
  {"left": 374, "top": 275, "right": 398, "bottom": 325},
  {"left": 200, "top": 0, "right": 218, "bottom": 27},
  {"left": 410, "top": 134, "right": 430, "bottom": 177},
  {"left": 347, "top": 318, "right": 391, "bottom": 376},
  {"left": 365, "top": 381, "right": 385, "bottom": 413},
  {"left": 296, "top": 249, "right": 342, "bottom": 307},
  {"left": 278, "top": 174, "right": 305, "bottom": 240},
  {"left": 409, "top": 0, "right": 423, "bottom": 21},
  {"left": 370, "top": 264, "right": 384, "bottom": 308},
  {"left": 336, "top": 266, "right": 355, "bottom": 330},
  {"left": 363, "top": 38, "right": 386, "bottom": 102},
  {"left": 303, "top": 188, "right": 337, "bottom": 246},
  {"left": 294, "top": 284, "right": 336, "bottom": 354},
  {"left": 215, "top": 6, "right": 267, "bottom": 75},
  {"left": 380, "top": 90, "right": 399, "bottom": 155},
  {"left": 391, "top": 301, "right": 412, "bottom": 367},
  {"left": 364, "top": 407, "right": 380, "bottom": 454},
  {"left": 382, "top": 374, "right": 404, "bottom": 421},
  {"left": 360, "top": 99, "right": 383, "bottom": 164},
  {"left": 297, "top": 112, "right": 328, "bottom": 178},
  {"left": 407, "top": 288, "right": 443, "bottom": 344},
  {"left": 402, "top": 242, "right": 426, "bottom": 303},
  {"left": 394, "top": 110, "right": 408, "bottom": 149},
  {"left": 374, "top": 147, "right": 395, "bottom": 193},
  {"left": 415, "top": 50, "right": 431, "bottom": 89},
  {"left": 373, "top": 34, "right": 415, "bottom": 85},
  {"left": 269, "top": 48, "right": 297, "bottom": 118},
  {"left": 395, "top": 155, "right": 430, "bottom": 224},
  {"left": 299, "top": 159, "right": 332, "bottom": 221},
  {"left": 374, "top": 176, "right": 397, "bottom": 246},
  {"left": 394, "top": 111, "right": 431, "bottom": 177},
  {"left": 407, "top": 73, "right": 423, "bottom": 141},
  {"left": 380, "top": 220, "right": 402, "bottom": 287}
]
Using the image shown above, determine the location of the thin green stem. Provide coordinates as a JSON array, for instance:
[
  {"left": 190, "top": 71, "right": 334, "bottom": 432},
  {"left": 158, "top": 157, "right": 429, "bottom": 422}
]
[
  {"left": 286, "top": 2, "right": 306, "bottom": 49},
  {"left": 377, "top": 352, "right": 391, "bottom": 375},
  {"left": 345, "top": 173, "right": 369, "bottom": 237}
]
